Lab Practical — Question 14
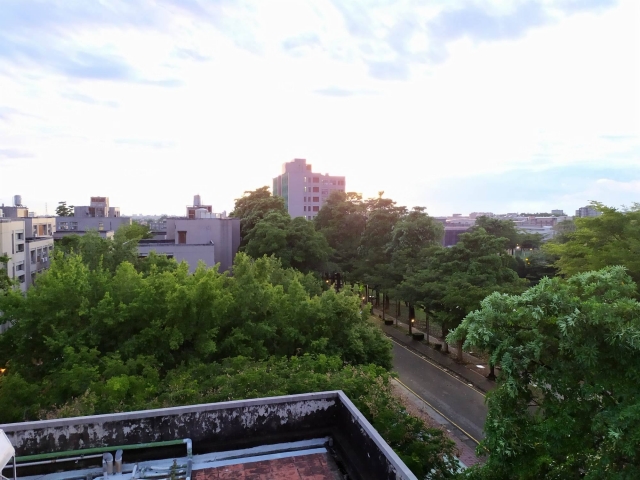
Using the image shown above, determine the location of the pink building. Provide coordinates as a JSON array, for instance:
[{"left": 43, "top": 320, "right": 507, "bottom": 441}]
[{"left": 272, "top": 159, "right": 345, "bottom": 220}]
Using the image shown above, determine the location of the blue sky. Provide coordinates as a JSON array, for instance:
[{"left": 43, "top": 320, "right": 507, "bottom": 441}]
[{"left": 0, "top": 0, "right": 638, "bottom": 216}]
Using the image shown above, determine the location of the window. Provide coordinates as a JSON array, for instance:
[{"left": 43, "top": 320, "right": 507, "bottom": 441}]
[
  {"left": 98, "top": 221, "right": 104, "bottom": 231},
  {"left": 17, "top": 244, "right": 24, "bottom": 252},
  {"left": 321, "top": 189, "right": 328, "bottom": 195},
  {"left": 60, "top": 222, "right": 68, "bottom": 230},
  {"left": 16, "top": 232, "right": 23, "bottom": 240},
  {"left": 49, "top": 245, "right": 53, "bottom": 252},
  {"left": 70, "top": 222, "right": 78, "bottom": 231},
  {"left": 313, "top": 197, "right": 319, "bottom": 202},
  {"left": 304, "top": 186, "right": 311, "bottom": 193},
  {"left": 313, "top": 177, "right": 319, "bottom": 183},
  {"left": 16, "top": 262, "right": 24, "bottom": 271},
  {"left": 313, "top": 206, "right": 319, "bottom": 212},
  {"left": 37, "top": 248, "right": 42, "bottom": 263},
  {"left": 303, "top": 206, "right": 307, "bottom": 212},
  {"left": 312, "top": 187, "right": 319, "bottom": 192},
  {"left": 178, "top": 231, "right": 187, "bottom": 244},
  {"left": 18, "top": 275, "right": 25, "bottom": 284},
  {"left": 31, "top": 250, "right": 36, "bottom": 263},
  {"left": 338, "top": 180, "right": 345, "bottom": 186}
]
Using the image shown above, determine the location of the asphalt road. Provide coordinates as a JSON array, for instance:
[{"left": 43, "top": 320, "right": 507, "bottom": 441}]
[{"left": 391, "top": 339, "right": 488, "bottom": 443}]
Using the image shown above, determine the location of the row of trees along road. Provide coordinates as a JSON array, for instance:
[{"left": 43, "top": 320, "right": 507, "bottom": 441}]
[
  {"left": 232, "top": 191, "right": 640, "bottom": 478},
  {"left": 232, "top": 188, "right": 549, "bottom": 359}
]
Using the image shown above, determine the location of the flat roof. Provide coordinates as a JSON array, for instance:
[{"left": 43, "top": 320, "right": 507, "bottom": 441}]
[{"left": 1, "top": 391, "right": 418, "bottom": 480}]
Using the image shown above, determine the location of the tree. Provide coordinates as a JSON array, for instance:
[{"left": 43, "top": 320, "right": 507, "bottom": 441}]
[
  {"left": 56, "top": 201, "right": 74, "bottom": 217},
  {"left": 243, "top": 211, "right": 331, "bottom": 273},
  {"left": 0, "top": 254, "right": 12, "bottom": 292},
  {"left": 472, "top": 216, "right": 520, "bottom": 252},
  {"left": 353, "top": 193, "right": 406, "bottom": 307},
  {"left": 0, "top": 251, "right": 392, "bottom": 419},
  {"left": 314, "top": 191, "right": 367, "bottom": 274},
  {"left": 398, "top": 229, "right": 527, "bottom": 359},
  {"left": 230, "top": 186, "right": 287, "bottom": 248},
  {"left": 544, "top": 202, "right": 640, "bottom": 283},
  {"left": 450, "top": 267, "right": 640, "bottom": 479}
]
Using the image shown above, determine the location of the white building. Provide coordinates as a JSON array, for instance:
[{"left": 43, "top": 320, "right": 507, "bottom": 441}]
[
  {"left": 138, "top": 196, "right": 241, "bottom": 273},
  {"left": 1, "top": 199, "right": 55, "bottom": 294},
  {"left": 272, "top": 158, "right": 345, "bottom": 220}
]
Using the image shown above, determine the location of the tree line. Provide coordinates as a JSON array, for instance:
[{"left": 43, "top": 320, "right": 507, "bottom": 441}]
[{"left": 230, "top": 189, "right": 640, "bottom": 479}]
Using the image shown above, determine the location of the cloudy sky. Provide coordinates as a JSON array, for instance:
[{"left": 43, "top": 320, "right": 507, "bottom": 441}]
[{"left": 1, "top": 0, "right": 638, "bottom": 216}]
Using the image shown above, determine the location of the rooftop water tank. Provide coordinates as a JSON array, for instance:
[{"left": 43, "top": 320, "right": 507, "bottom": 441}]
[
  {"left": 194, "top": 194, "right": 201, "bottom": 207},
  {"left": 13, "top": 195, "right": 22, "bottom": 206}
]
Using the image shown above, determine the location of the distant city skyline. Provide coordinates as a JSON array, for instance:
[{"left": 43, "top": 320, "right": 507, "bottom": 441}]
[{"left": 1, "top": 1, "right": 638, "bottom": 217}]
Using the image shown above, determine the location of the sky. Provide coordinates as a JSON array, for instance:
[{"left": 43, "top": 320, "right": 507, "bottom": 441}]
[{"left": 0, "top": 0, "right": 638, "bottom": 217}]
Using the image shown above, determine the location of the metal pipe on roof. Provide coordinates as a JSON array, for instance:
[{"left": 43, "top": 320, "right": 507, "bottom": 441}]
[
  {"left": 13, "top": 439, "right": 193, "bottom": 463},
  {"left": 8, "top": 453, "right": 103, "bottom": 468}
]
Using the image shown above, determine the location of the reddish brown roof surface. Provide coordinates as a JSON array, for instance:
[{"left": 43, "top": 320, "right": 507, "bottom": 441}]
[{"left": 193, "top": 452, "right": 343, "bottom": 479}]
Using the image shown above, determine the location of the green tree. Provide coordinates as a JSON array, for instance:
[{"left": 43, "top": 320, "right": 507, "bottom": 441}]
[
  {"left": 0, "top": 251, "right": 392, "bottom": 419},
  {"left": 0, "top": 254, "right": 12, "bottom": 292},
  {"left": 399, "top": 229, "right": 527, "bottom": 358},
  {"left": 354, "top": 193, "right": 406, "bottom": 306},
  {"left": 450, "top": 267, "right": 640, "bottom": 480},
  {"left": 544, "top": 202, "right": 640, "bottom": 283},
  {"left": 243, "top": 211, "right": 331, "bottom": 273},
  {"left": 230, "top": 186, "right": 287, "bottom": 248},
  {"left": 314, "top": 191, "right": 367, "bottom": 273},
  {"left": 55, "top": 201, "right": 74, "bottom": 216},
  {"left": 472, "top": 216, "right": 520, "bottom": 252}
]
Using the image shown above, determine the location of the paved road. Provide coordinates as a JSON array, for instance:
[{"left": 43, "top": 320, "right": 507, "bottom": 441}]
[{"left": 391, "top": 339, "right": 488, "bottom": 443}]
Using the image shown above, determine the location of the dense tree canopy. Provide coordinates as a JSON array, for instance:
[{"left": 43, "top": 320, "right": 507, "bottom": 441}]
[
  {"left": 0, "top": 251, "right": 391, "bottom": 421},
  {"left": 230, "top": 186, "right": 287, "bottom": 247},
  {"left": 243, "top": 211, "right": 331, "bottom": 273},
  {"left": 398, "top": 229, "right": 527, "bottom": 353},
  {"left": 450, "top": 267, "right": 640, "bottom": 479},
  {"left": 544, "top": 202, "right": 640, "bottom": 283},
  {"left": 314, "top": 191, "right": 367, "bottom": 273}
]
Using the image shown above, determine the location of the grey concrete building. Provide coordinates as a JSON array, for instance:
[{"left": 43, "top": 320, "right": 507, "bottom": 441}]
[
  {"left": 55, "top": 196, "right": 131, "bottom": 239},
  {"left": 273, "top": 158, "right": 345, "bottom": 220},
  {"left": 138, "top": 196, "right": 241, "bottom": 273},
  {"left": 575, "top": 205, "right": 601, "bottom": 218}
]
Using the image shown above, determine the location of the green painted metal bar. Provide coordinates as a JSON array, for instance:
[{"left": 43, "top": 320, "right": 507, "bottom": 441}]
[{"left": 16, "top": 439, "right": 192, "bottom": 463}]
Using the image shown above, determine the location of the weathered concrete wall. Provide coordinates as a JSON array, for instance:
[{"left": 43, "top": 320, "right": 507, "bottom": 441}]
[
  {"left": 1, "top": 393, "right": 339, "bottom": 457},
  {"left": 0, "top": 391, "right": 418, "bottom": 480}
]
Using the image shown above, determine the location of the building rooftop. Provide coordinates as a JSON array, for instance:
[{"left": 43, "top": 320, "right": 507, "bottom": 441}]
[{"left": 1, "top": 391, "right": 418, "bottom": 480}]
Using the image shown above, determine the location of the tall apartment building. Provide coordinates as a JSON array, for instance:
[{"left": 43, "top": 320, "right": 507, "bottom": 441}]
[
  {"left": 55, "top": 196, "right": 131, "bottom": 239},
  {"left": 1, "top": 197, "right": 55, "bottom": 294},
  {"left": 272, "top": 158, "right": 345, "bottom": 220}
]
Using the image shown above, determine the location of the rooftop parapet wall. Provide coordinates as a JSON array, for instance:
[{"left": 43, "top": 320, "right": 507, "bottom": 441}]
[{"left": 0, "top": 391, "right": 418, "bottom": 480}]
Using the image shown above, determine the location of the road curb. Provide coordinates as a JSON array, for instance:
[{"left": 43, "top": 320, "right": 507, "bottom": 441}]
[{"left": 377, "top": 319, "right": 496, "bottom": 394}]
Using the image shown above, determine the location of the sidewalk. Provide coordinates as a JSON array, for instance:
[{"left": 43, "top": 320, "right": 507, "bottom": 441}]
[{"left": 371, "top": 307, "right": 497, "bottom": 393}]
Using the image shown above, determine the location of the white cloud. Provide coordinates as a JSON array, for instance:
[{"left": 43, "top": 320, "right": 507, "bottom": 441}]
[{"left": 0, "top": 0, "right": 638, "bottom": 216}]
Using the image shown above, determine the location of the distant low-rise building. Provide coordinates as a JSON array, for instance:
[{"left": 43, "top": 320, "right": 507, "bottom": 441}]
[
  {"left": 138, "top": 195, "right": 241, "bottom": 273},
  {"left": 55, "top": 196, "right": 131, "bottom": 239},
  {"left": 273, "top": 158, "right": 345, "bottom": 220},
  {"left": 575, "top": 205, "right": 601, "bottom": 218}
]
